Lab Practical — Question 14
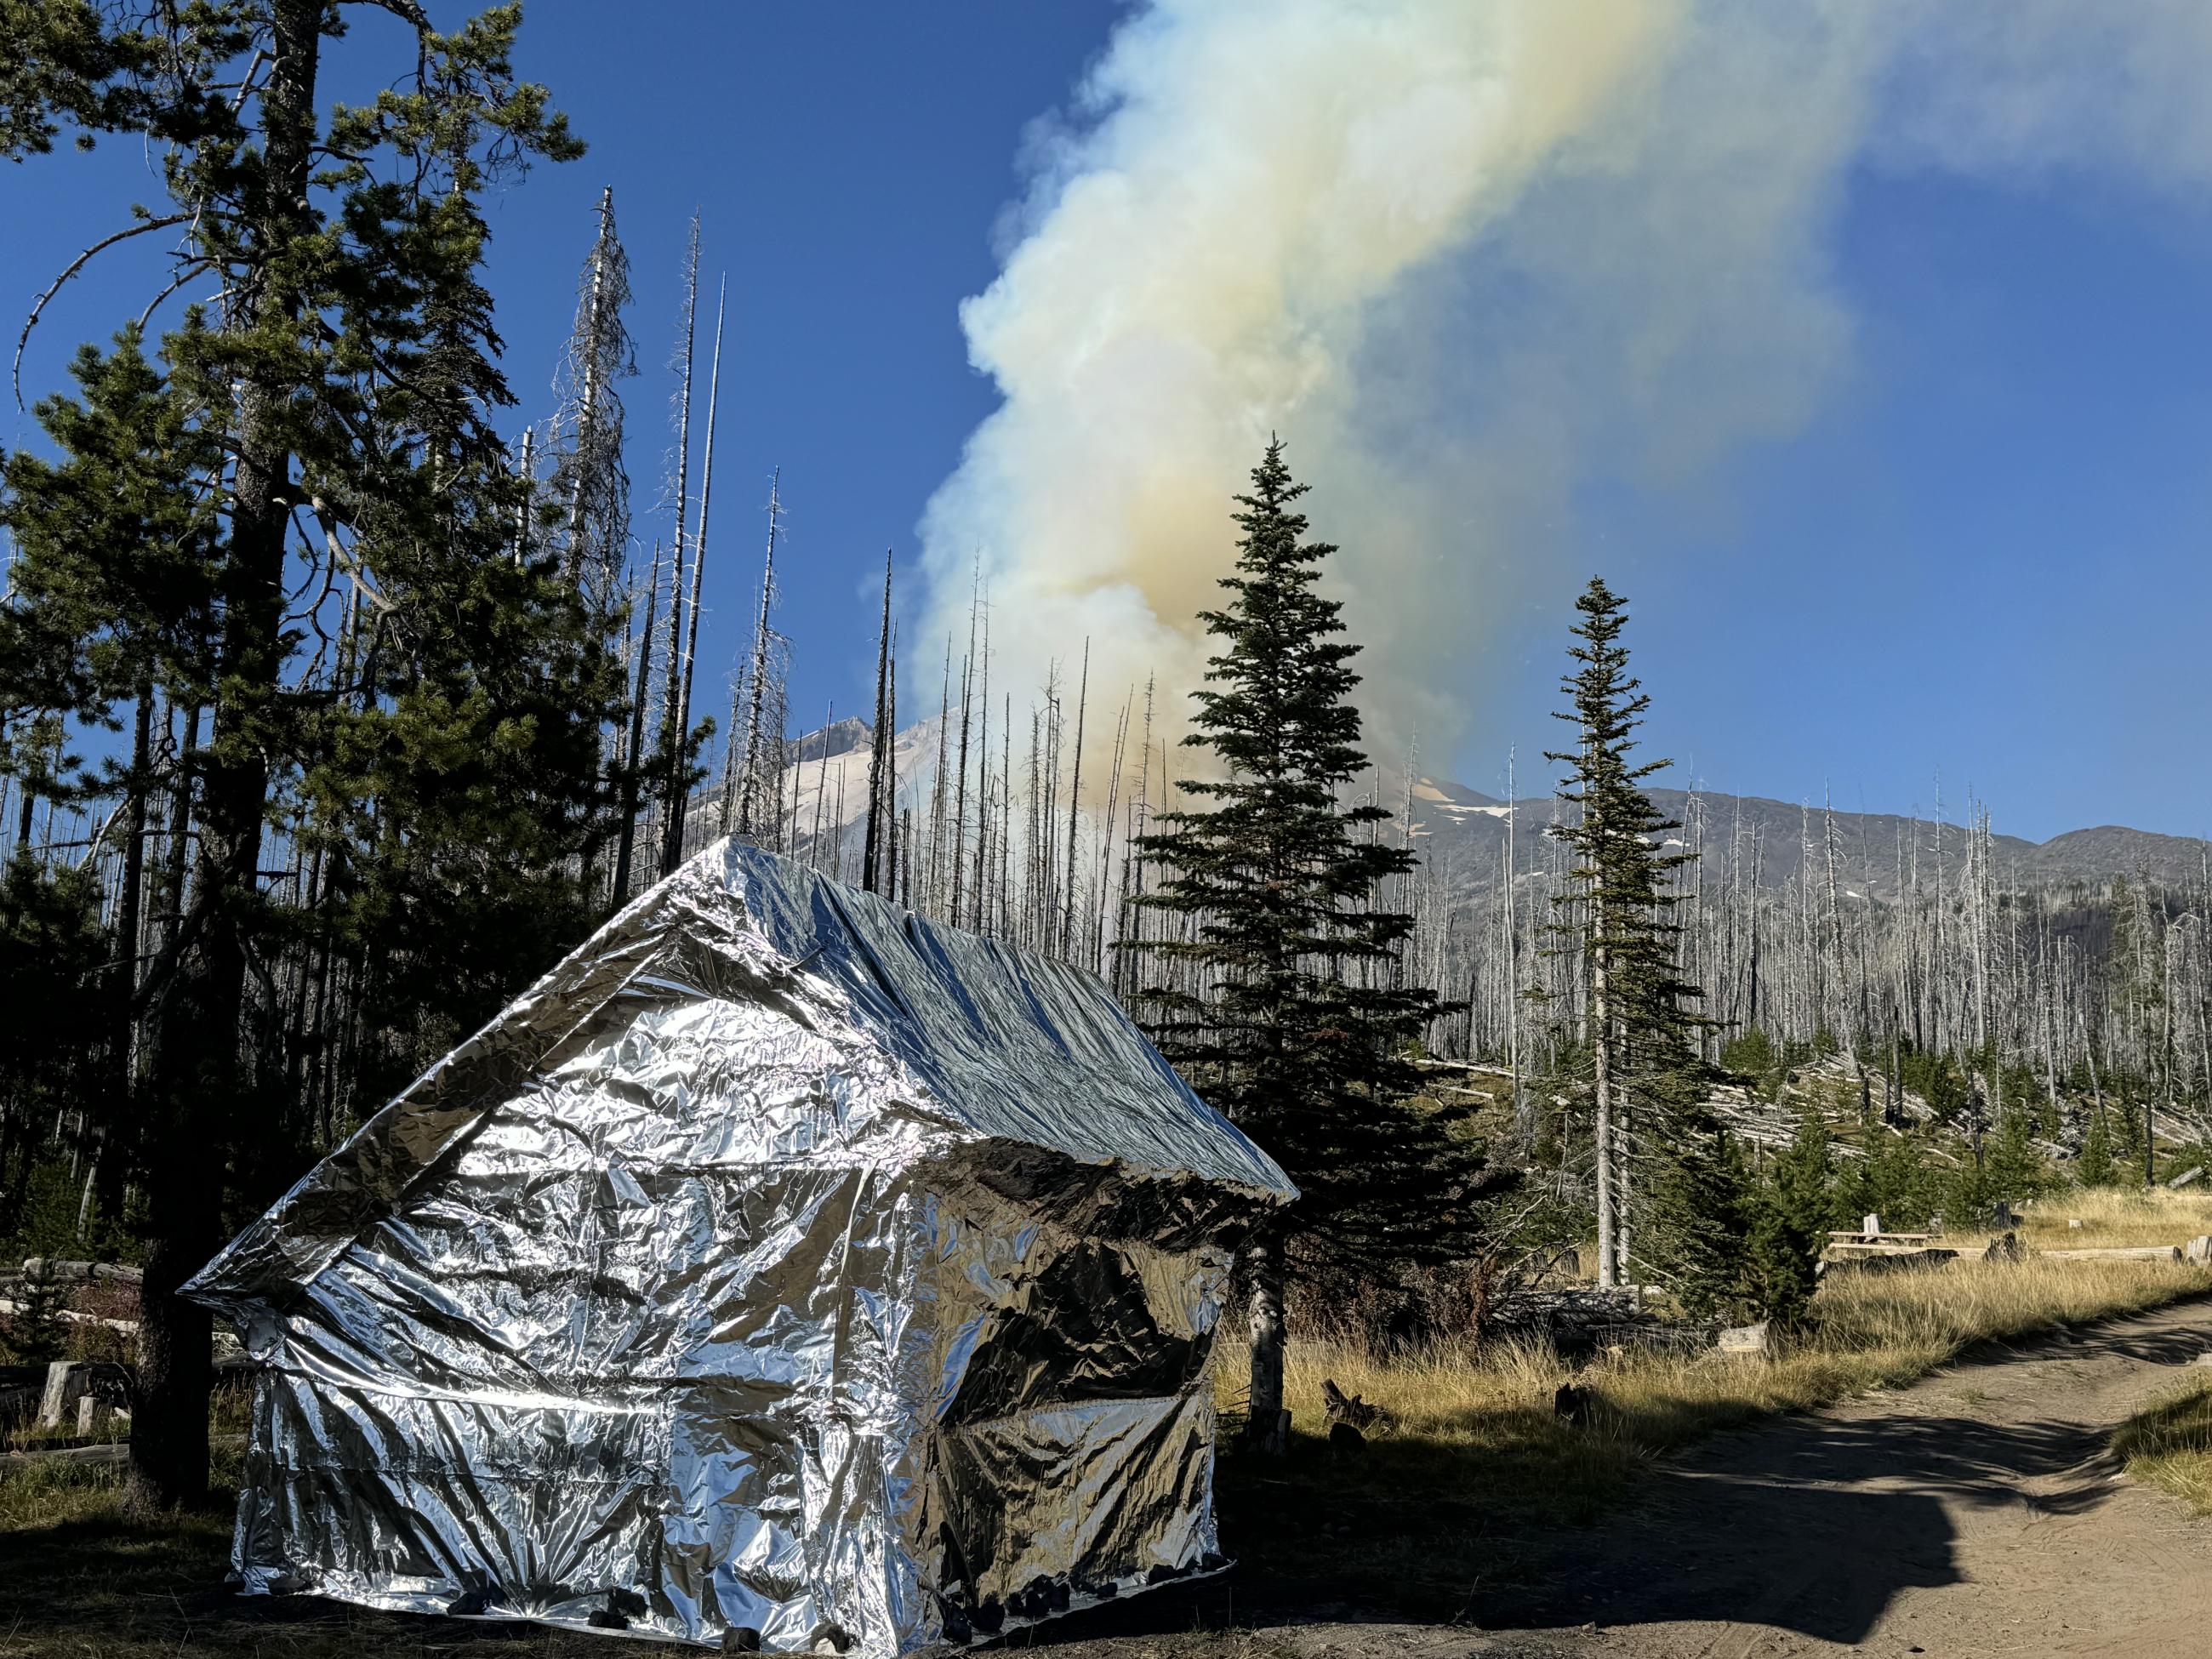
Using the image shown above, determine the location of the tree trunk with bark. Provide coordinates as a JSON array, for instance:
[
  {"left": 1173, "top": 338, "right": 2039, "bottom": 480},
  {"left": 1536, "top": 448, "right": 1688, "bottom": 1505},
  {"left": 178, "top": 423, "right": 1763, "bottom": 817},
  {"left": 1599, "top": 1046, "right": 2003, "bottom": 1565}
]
[
  {"left": 129, "top": 0, "right": 322, "bottom": 1514},
  {"left": 1243, "top": 1226, "right": 1290, "bottom": 1457}
]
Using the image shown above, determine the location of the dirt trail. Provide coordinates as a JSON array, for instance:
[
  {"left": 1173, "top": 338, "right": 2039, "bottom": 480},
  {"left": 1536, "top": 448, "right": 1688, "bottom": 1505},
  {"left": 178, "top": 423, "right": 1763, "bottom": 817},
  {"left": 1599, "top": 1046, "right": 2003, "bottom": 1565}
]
[
  {"left": 1047, "top": 1297, "right": 2212, "bottom": 1659},
  {"left": 1479, "top": 1294, "right": 2212, "bottom": 1657}
]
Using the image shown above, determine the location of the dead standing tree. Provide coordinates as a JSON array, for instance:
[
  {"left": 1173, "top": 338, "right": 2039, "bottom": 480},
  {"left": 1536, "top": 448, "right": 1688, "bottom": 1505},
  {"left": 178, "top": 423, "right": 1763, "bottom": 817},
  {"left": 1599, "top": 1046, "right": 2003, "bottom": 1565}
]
[
  {"left": 862, "top": 553, "right": 894, "bottom": 895},
  {"left": 726, "top": 470, "right": 788, "bottom": 844},
  {"left": 663, "top": 274, "right": 727, "bottom": 874},
  {"left": 550, "top": 189, "right": 638, "bottom": 893}
]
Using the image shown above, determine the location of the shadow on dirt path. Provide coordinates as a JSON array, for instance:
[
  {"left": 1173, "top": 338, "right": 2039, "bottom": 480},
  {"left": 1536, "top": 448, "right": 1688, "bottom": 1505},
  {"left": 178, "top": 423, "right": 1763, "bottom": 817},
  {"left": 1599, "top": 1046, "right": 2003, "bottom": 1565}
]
[
  {"left": 1474, "top": 1297, "right": 2212, "bottom": 1656},
  {"left": 1032, "top": 1296, "right": 2212, "bottom": 1659}
]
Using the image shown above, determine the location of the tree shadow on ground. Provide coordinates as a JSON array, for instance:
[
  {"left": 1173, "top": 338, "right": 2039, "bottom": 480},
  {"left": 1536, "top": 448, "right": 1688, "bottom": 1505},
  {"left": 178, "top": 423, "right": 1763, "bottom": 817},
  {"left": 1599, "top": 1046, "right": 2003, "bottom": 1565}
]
[
  {"left": 0, "top": 1503, "right": 619, "bottom": 1657},
  {"left": 1035, "top": 1307, "right": 2208, "bottom": 1652},
  {"left": 9, "top": 1307, "right": 2200, "bottom": 1655}
]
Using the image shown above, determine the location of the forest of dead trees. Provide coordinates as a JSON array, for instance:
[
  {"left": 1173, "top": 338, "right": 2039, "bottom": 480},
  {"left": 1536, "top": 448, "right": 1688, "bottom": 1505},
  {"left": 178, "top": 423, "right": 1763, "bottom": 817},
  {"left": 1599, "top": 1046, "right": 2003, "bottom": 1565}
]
[
  {"left": 12, "top": 0, "right": 2209, "bottom": 1519},
  {"left": 0, "top": 55, "right": 2204, "bottom": 1341},
  {"left": 6, "top": 174, "right": 2209, "bottom": 1285}
]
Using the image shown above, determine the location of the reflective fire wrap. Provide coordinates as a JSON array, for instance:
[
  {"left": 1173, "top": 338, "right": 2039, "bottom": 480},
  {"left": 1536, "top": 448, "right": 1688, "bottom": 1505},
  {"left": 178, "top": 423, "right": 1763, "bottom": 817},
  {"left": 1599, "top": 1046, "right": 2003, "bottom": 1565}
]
[{"left": 184, "top": 840, "right": 1295, "bottom": 1652}]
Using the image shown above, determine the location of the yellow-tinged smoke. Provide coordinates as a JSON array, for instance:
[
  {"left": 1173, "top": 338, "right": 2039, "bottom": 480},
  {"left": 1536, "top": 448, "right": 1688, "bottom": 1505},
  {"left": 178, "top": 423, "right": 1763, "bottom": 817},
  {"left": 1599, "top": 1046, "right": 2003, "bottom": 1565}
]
[{"left": 915, "top": 0, "right": 2212, "bottom": 765}]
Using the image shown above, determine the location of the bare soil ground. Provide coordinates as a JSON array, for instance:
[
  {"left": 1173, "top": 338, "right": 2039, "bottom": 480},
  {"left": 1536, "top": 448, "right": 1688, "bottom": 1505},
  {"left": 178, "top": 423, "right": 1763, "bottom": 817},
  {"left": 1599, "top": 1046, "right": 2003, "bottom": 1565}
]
[{"left": 1042, "top": 1296, "right": 2212, "bottom": 1659}]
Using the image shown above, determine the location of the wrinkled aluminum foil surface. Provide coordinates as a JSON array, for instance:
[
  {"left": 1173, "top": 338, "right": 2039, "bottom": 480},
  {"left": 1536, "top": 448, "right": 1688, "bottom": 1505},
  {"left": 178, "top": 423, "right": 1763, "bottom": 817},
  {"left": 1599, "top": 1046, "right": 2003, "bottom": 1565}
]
[{"left": 185, "top": 840, "right": 1293, "bottom": 1652}]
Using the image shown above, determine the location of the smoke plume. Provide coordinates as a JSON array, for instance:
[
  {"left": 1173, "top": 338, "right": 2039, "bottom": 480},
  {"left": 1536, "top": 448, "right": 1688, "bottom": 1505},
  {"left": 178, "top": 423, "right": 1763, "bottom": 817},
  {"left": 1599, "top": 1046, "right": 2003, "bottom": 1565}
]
[{"left": 915, "top": 0, "right": 2212, "bottom": 765}]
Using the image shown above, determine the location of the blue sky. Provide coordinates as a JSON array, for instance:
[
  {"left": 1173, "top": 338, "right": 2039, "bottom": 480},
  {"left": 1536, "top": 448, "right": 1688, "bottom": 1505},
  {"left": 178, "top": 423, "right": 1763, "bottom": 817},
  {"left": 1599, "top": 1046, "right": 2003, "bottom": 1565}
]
[
  {"left": 4, "top": 3, "right": 2208, "bottom": 841},
  {"left": 1480, "top": 162, "right": 2212, "bottom": 837}
]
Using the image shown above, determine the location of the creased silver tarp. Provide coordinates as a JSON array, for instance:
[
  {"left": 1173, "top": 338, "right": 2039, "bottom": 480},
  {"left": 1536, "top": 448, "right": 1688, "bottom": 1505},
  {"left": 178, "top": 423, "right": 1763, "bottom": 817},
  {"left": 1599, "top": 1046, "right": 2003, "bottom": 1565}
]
[{"left": 184, "top": 839, "right": 1294, "bottom": 1652}]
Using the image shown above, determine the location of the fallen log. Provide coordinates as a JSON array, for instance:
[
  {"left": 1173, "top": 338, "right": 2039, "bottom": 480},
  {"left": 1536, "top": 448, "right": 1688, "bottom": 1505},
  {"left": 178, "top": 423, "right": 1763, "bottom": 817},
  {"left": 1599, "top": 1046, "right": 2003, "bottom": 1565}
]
[
  {"left": 2039, "top": 1246, "right": 2184, "bottom": 1263},
  {"left": 1, "top": 1433, "right": 246, "bottom": 1470},
  {"left": 11, "top": 1259, "right": 143, "bottom": 1286},
  {"left": 1321, "top": 1378, "right": 1391, "bottom": 1432}
]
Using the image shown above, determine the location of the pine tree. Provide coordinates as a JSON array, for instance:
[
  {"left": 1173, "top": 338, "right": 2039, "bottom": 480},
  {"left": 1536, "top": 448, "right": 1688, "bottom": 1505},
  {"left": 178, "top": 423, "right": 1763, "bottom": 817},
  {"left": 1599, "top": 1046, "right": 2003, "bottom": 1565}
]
[
  {"left": 1829, "top": 1129, "right": 1934, "bottom": 1231},
  {"left": 1546, "top": 578, "right": 1707, "bottom": 1290},
  {"left": 1127, "top": 439, "right": 1485, "bottom": 1457},
  {"left": 4, "top": 1258, "right": 70, "bottom": 1365},
  {"left": 3, "top": 2, "right": 586, "bottom": 1508},
  {"left": 1982, "top": 1108, "right": 2046, "bottom": 1209},
  {"left": 0, "top": 328, "right": 219, "bottom": 1221}
]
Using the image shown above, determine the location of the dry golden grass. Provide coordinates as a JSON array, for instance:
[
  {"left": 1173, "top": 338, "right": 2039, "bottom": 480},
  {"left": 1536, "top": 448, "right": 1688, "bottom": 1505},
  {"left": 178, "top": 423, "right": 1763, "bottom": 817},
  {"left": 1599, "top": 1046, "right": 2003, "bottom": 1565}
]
[
  {"left": 2115, "top": 1372, "right": 2212, "bottom": 1513},
  {"left": 1239, "top": 1256, "right": 2212, "bottom": 1465},
  {"left": 1964, "top": 1184, "right": 2212, "bottom": 1252},
  {"left": 1211, "top": 1240, "right": 2212, "bottom": 1611}
]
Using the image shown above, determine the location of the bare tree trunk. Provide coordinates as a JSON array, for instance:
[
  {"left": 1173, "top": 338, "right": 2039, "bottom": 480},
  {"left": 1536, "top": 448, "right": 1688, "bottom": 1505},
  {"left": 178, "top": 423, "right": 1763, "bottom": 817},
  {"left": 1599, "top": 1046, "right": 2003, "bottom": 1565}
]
[
  {"left": 971, "top": 607, "right": 990, "bottom": 930},
  {"left": 927, "top": 638, "right": 951, "bottom": 911},
  {"left": 733, "top": 470, "right": 781, "bottom": 840},
  {"left": 611, "top": 540, "right": 663, "bottom": 902},
  {"left": 1061, "top": 641, "right": 1088, "bottom": 956},
  {"left": 511, "top": 426, "right": 533, "bottom": 566},
  {"left": 886, "top": 624, "right": 900, "bottom": 898},
  {"left": 133, "top": 0, "right": 321, "bottom": 1514},
  {"left": 655, "top": 218, "right": 701, "bottom": 862},
  {"left": 1243, "top": 1225, "right": 1289, "bottom": 1457},
  {"left": 862, "top": 553, "right": 892, "bottom": 894},
  {"left": 664, "top": 275, "right": 725, "bottom": 873},
  {"left": 1593, "top": 928, "right": 1617, "bottom": 1290},
  {"left": 89, "top": 685, "right": 157, "bottom": 1234},
  {"left": 950, "top": 584, "right": 977, "bottom": 925},
  {"left": 1507, "top": 748, "right": 1529, "bottom": 1146},
  {"left": 808, "top": 699, "right": 831, "bottom": 870}
]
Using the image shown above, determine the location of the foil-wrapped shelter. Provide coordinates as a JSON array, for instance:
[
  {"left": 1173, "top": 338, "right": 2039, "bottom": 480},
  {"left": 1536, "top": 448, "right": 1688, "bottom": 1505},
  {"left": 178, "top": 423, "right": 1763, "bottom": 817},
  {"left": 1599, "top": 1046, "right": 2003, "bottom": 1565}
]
[{"left": 185, "top": 840, "right": 1293, "bottom": 1652}]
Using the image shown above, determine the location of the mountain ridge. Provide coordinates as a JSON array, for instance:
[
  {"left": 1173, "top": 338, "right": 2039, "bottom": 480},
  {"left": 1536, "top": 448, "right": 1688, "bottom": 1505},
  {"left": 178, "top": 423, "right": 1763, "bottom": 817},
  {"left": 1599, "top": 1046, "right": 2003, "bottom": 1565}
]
[
  {"left": 771, "top": 717, "right": 2205, "bottom": 897},
  {"left": 1400, "top": 781, "right": 2208, "bottom": 898}
]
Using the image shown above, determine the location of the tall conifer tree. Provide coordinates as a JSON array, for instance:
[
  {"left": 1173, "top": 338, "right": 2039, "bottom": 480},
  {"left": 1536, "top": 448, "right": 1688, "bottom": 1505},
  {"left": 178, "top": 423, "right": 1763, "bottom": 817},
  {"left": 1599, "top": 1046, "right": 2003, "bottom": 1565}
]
[
  {"left": 1547, "top": 578, "right": 1707, "bottom": 1290},
  {"left": 1130, "top": 440, "right": 1484, "bottom": 1456},
  {"left": 0, "top": 2, "right": 593, "bottom": 1508}
]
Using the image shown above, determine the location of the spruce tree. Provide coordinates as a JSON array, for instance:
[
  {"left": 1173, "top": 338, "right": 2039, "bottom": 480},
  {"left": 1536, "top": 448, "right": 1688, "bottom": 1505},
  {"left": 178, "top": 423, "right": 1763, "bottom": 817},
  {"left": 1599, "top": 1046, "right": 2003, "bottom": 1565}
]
[
  {"left": 1128, "top": 439, "right": 1484, "bottom": 1456},
  {"left": 2077, "top": 1108, "right": 2118, "bottom": 1188},
  {"left": 1647, "top": 1129, "right": 1754, "bottom": 1322},
  {"left": 1748, "top": 1105, "right": 1836, "bottom": 1324},
  {"left": 1546, "top": 578, "right": 1707, "bottom": 1290}
]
